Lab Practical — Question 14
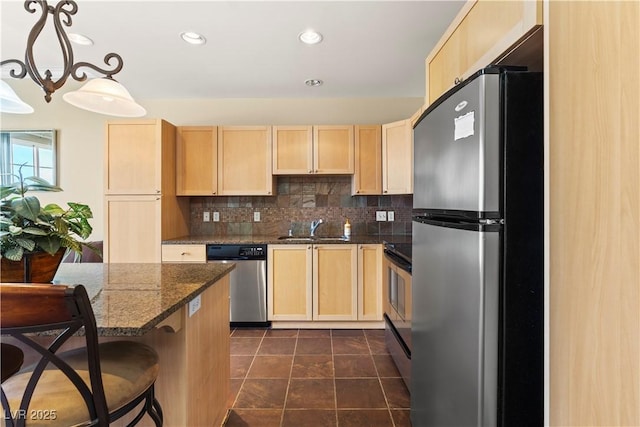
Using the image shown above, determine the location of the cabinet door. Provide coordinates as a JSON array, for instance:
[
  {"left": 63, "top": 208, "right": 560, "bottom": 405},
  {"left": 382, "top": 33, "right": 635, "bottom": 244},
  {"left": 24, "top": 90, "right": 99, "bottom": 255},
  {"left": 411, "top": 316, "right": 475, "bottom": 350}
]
[
  {"left": 218, "top": 126, "right": 273, "bottom": 195},
  {"left": 313, "top": 244, "right": 358, "bottom": 320},
  {"left": 382, "top": 255, "right": 396, "bottom": 321},
  {"left": 104, "top": 195, "right": 162, "bottom": 263},
  {"left": 267, "top": 245, "right": 313, "bottom": 321},
  {"left": 105, "top": 120, "right": 165, "bottom": 195},
  {"left": 272, "top": 126, "right": 313, "bottom": 174},
  {"left": 313, "top": 125, "right": 354, "bottom": 174},
  {"left": 352, "top": 125, "right": 382, "bottom": 195},
  {"left": 358, "top": 244, "right": 383, "bottom": 320},
  {"left": 426, "top": 0, "right": 542, "bottom": 104},
  {"left": 176, "top": 127, "right": 218, "bottom": 195},
  {"left": 382, "top": 119, "right": 413, "bottom": 194}
]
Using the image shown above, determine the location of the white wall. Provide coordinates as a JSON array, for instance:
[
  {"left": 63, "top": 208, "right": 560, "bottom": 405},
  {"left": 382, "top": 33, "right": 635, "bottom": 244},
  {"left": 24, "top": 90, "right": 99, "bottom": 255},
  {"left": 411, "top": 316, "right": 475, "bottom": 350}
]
[{"left": 1, "top": 79, "right": 422, "bottom": 240}]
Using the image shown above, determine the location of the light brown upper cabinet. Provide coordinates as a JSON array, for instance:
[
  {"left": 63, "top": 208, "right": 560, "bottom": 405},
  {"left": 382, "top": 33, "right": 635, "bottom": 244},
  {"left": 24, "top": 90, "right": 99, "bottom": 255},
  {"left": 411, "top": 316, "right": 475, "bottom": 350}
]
[
  {"left": 272, "top": 125, "right": 354, "bottom": 175},
  {"left": 425, "top": 0, "right": 542, "bottom": 104},
  {"left": 272, "top": 126, "right": 313, "bottom": 174},
  {"left": 104, "top": 119, "right": 189, "bottom": 263},
  {"left": 217, "top": 126, "right": 274, "bottom": 196},
  {"left": 105, "top": 119, "right": 176, "bottom": 195},
  {"left": 352, "top": 125, "right": 382, "bottom": 195},
  {"left": 176, "top": 126, "right": 218, "bottom": 196},
  {"left": 382, "top": 119, "right": 413, "bottom": 195}
]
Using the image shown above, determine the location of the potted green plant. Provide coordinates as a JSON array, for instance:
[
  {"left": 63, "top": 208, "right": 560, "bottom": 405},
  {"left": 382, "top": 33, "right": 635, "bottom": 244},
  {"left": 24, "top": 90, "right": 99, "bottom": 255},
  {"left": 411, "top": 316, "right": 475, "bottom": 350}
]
[{"left": 0, "top": 166, "right": 99, "bottom": 283}]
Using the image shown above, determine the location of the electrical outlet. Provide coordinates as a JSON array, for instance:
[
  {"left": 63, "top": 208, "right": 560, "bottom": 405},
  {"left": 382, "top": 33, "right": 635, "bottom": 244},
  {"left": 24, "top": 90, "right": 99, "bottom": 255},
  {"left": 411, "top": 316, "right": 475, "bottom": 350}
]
[
  {"left": 203, "top": 211, "right": 210, "bottom": 222},
  {"left": 253, "top": 211, "right": 261, "bottom": 222},
  {"left": 387, "top": 211, "right": 395, "bottom": 222},
  {"left": 188, "top": 294, "right": 202, "bottom": 317},
  {"left": 376, "top": 211, "right": 387, "bottom": 221},
  {"left": 213, "top": 212, "right": 220, "bottom": 222}
]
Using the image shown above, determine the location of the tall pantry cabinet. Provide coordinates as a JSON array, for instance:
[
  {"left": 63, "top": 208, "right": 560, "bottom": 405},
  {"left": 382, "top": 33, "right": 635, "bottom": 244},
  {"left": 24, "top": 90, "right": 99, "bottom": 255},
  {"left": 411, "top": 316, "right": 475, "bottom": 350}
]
[{"left": 104, "top": 119, "right": 189, "bottom": 262}]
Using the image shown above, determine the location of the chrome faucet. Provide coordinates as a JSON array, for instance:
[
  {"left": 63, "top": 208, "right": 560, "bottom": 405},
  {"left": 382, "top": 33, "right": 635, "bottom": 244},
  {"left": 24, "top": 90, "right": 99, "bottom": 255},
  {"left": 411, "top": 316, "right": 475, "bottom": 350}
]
[{"left": 310, "top": 219, "right": 324, "bottom": 237}]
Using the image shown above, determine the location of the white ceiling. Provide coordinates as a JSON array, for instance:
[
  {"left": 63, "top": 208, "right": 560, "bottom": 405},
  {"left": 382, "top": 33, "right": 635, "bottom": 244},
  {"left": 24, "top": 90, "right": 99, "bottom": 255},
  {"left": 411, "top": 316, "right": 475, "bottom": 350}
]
[{"left": 1, "top": 1, "right": 465, "bottom": 100}]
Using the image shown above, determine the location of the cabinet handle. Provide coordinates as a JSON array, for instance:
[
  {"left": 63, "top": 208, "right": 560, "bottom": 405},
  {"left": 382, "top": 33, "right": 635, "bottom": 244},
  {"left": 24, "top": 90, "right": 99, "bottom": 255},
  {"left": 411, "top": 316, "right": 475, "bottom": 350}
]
[
  {"left": 308, "top": 170, "right": 313, "bottom": 174},
  {"left": 384, "top": 190, "right": 388, "bottom": 193},
  {"left": 212, "top": 191, "right": 217, "bottom": 195},
  {"left": 181, "top": 252, "right": 188, "bottom": 256},
  {"left": 156, "top": 190, "right": 161, "bottom": 193},
  {"left": 454, "top": 76, "right": 463, "bottom": 85},
  {"left": 307, "top": 246, "right": 311, "bottom": 250}
]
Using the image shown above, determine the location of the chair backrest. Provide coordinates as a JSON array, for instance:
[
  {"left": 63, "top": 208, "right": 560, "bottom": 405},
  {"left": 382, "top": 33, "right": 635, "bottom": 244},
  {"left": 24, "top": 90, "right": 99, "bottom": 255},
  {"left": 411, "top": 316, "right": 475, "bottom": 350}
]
[{"left": 0, "top": 283, "right": 109, "bottom": 427}]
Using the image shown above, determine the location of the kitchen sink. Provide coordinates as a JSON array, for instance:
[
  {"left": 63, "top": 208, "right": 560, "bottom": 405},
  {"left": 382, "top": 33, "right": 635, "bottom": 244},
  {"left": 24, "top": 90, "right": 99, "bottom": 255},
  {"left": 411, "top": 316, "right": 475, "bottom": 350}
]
[
  {"left": 277, "top": 236, "right": 348, "bottom": 242},
  {"left": 277, "top": 236, "right": 314, "bottom": 242}
]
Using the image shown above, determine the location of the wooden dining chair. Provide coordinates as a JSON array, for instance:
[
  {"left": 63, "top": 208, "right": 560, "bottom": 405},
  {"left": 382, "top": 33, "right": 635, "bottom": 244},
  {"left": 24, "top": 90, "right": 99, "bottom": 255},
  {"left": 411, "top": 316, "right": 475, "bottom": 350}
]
[{"left": 0, "top": 283, "right": 163, "bottom": 427}]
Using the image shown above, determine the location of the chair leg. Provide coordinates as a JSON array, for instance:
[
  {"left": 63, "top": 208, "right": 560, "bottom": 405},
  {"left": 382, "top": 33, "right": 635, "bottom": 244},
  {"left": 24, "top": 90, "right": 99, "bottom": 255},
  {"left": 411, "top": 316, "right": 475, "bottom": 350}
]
[
  {"left": 125, "top": 386, "right": 162, "bottom": 427},
  {"left": 146, "top": 385, "right": 162, "bottom": 427},
  {"left": 152, "top": 396, "right": 164, "bottom": 424},
  {"left": 1, "top": 387, "right": 16, "bottom": 427}
]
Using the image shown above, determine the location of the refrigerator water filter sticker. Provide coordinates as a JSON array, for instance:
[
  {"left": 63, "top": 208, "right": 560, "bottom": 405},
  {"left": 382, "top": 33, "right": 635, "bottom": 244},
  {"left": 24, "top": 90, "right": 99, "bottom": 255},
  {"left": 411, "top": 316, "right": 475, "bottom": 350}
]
[{"left": 454, "top": 111, "right": 475, "bottom": 140}]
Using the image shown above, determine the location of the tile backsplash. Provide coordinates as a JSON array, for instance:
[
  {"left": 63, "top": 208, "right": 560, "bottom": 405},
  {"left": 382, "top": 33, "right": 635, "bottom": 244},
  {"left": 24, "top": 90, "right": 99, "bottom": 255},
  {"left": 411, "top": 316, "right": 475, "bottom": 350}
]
[{"left": 189, "top": 176, "right": 412, "bottom": 237}]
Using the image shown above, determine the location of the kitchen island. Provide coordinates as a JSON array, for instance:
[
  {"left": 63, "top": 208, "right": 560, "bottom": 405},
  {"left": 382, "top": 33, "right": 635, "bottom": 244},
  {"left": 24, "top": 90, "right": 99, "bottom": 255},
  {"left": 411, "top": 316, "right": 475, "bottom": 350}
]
[{"left": 53, "top": 262, "right": 234, "bottom": 427}]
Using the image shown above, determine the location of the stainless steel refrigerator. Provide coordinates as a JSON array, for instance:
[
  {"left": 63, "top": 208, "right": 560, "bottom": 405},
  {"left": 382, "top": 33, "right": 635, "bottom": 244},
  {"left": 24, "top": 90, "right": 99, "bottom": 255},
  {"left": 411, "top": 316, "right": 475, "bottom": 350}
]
[{"left": 411, "top": 66, "right": 543, "bottom": 426}]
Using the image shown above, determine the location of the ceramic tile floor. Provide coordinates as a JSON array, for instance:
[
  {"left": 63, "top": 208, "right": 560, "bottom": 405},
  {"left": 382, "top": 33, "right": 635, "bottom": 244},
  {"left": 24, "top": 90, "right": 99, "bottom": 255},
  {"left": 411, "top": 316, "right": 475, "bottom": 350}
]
[{"left": 224, "top": 328, "right": 412, "bottom": 427}]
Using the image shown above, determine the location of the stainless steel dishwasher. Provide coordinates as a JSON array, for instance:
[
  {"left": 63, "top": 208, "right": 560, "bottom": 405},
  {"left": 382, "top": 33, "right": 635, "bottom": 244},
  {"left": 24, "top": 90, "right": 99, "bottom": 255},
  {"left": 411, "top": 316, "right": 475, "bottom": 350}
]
[{"left": 206, "top": 244, "right": 269, "bottom": 327}]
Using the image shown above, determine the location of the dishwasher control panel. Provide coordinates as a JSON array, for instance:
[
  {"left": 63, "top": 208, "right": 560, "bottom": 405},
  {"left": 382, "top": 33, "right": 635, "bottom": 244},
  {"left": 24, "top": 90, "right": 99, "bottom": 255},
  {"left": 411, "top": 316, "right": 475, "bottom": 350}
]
[{"left": 206, "top": 244, "right": 267, "bottom": 261}]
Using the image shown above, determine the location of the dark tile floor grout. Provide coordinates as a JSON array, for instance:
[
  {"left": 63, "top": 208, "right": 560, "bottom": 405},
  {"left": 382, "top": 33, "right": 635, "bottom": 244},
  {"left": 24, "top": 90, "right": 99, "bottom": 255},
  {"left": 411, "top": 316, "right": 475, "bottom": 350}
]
[{"left": 224, "top": 328, "right": 412, "bottom": 427}]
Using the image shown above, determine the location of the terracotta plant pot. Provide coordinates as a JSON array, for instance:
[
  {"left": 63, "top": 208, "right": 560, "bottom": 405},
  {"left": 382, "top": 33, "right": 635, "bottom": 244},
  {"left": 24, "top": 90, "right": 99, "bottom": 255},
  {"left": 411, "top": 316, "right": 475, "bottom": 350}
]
[{"left": 0, "top": 250, "right": 66, "bottom": 283}]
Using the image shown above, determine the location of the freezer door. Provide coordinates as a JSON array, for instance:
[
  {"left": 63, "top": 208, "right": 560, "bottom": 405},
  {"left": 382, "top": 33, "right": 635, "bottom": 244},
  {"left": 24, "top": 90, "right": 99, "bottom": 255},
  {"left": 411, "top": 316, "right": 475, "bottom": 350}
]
[
  {"left": 413, "top": 73, "right": 500, "bottom": 215},
  {"left": 411, "top": 220, "right": 500, "bottom": 427}
]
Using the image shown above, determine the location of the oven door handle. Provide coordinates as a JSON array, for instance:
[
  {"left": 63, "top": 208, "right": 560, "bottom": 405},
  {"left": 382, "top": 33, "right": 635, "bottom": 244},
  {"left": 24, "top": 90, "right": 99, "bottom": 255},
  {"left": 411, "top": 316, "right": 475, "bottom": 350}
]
[{"left": 384, "top": 250, "right": 412, "bottom": 272}]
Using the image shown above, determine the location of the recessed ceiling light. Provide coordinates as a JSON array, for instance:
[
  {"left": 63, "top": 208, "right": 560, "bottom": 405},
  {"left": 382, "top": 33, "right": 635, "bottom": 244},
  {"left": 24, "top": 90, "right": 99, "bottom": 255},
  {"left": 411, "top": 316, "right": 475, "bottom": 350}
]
[
  {"left": 298, "top": 30, "right": 323, "bottom": 45},
  {"left": 68, "top": 33, "right": 93, "bottom": 46},
  {"left": 305, "top": 79, "right": 323, "bottom": 87},
  {"left": 180, "top": 31, "right": 206, "bottom": 45}
]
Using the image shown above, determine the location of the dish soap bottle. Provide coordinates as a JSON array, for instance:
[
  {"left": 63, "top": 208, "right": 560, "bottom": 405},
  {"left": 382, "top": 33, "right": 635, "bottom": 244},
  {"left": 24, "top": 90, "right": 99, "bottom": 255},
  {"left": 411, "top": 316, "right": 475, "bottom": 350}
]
[{"left": 344, "top": 218, "right": 351, "bottom": 239}]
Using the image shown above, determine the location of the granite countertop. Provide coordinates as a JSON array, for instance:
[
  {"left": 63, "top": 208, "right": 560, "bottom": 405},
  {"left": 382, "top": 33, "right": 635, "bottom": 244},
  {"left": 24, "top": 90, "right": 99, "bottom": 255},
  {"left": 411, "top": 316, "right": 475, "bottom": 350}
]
[
  {"left": 163, "top": 234, "right": 412, "bottom": 245},
  {"left": 53, "top": 263, "right": 235, "bottom": 337}
]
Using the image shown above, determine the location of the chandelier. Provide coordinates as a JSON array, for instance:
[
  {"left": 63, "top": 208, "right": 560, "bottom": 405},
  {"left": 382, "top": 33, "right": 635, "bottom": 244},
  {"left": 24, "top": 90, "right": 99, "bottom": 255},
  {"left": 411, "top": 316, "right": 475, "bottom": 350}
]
[{"left": 0, "top": 0, "right": 146, "bottom": 117}]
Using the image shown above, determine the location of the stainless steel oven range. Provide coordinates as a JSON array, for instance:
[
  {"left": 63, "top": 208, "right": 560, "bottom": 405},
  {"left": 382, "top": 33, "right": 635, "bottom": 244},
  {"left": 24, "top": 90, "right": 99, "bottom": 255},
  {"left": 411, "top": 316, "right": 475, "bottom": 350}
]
[
  {"left": 206, "top": 244, "right": 269, "bottom": 327},
  {"left": 383, "top": 241, "right": 412, "bottom": 390}
]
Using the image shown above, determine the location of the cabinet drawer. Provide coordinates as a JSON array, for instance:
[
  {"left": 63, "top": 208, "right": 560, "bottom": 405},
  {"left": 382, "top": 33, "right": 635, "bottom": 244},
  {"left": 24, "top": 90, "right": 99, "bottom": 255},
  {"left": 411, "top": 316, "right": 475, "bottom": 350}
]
[{"left": 162, "top": 245, "right": 206, "bottom": 263}]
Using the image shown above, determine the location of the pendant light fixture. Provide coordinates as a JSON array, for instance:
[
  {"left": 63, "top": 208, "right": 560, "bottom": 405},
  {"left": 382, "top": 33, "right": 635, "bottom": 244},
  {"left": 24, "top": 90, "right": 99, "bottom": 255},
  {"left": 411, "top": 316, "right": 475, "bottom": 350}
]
[{"left": 0, "top": 0, "right": 145, "bottom": 117}]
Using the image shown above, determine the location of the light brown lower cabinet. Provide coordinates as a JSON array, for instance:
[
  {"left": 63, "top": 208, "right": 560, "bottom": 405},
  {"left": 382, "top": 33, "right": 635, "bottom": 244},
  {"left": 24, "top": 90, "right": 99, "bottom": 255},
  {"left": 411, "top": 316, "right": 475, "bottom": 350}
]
[
  {"left": 313, "top": 244, "right": 358, "bottom": 321},
  {"left": 267, "top": 244, "right": 313, "bottom": 321},
  {"left": 358, "top": 244, "right": 383, "bottom": 321},
  {"left": 267, "top": 244, "right": 382, "bottom": 322}
]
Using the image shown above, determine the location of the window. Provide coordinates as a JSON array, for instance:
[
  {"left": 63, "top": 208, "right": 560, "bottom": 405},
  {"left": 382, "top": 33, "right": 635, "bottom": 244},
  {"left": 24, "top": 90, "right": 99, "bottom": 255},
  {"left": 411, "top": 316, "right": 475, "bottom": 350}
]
[{"left": 0, "top": 130, "right": 57, "bottom": 186}]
